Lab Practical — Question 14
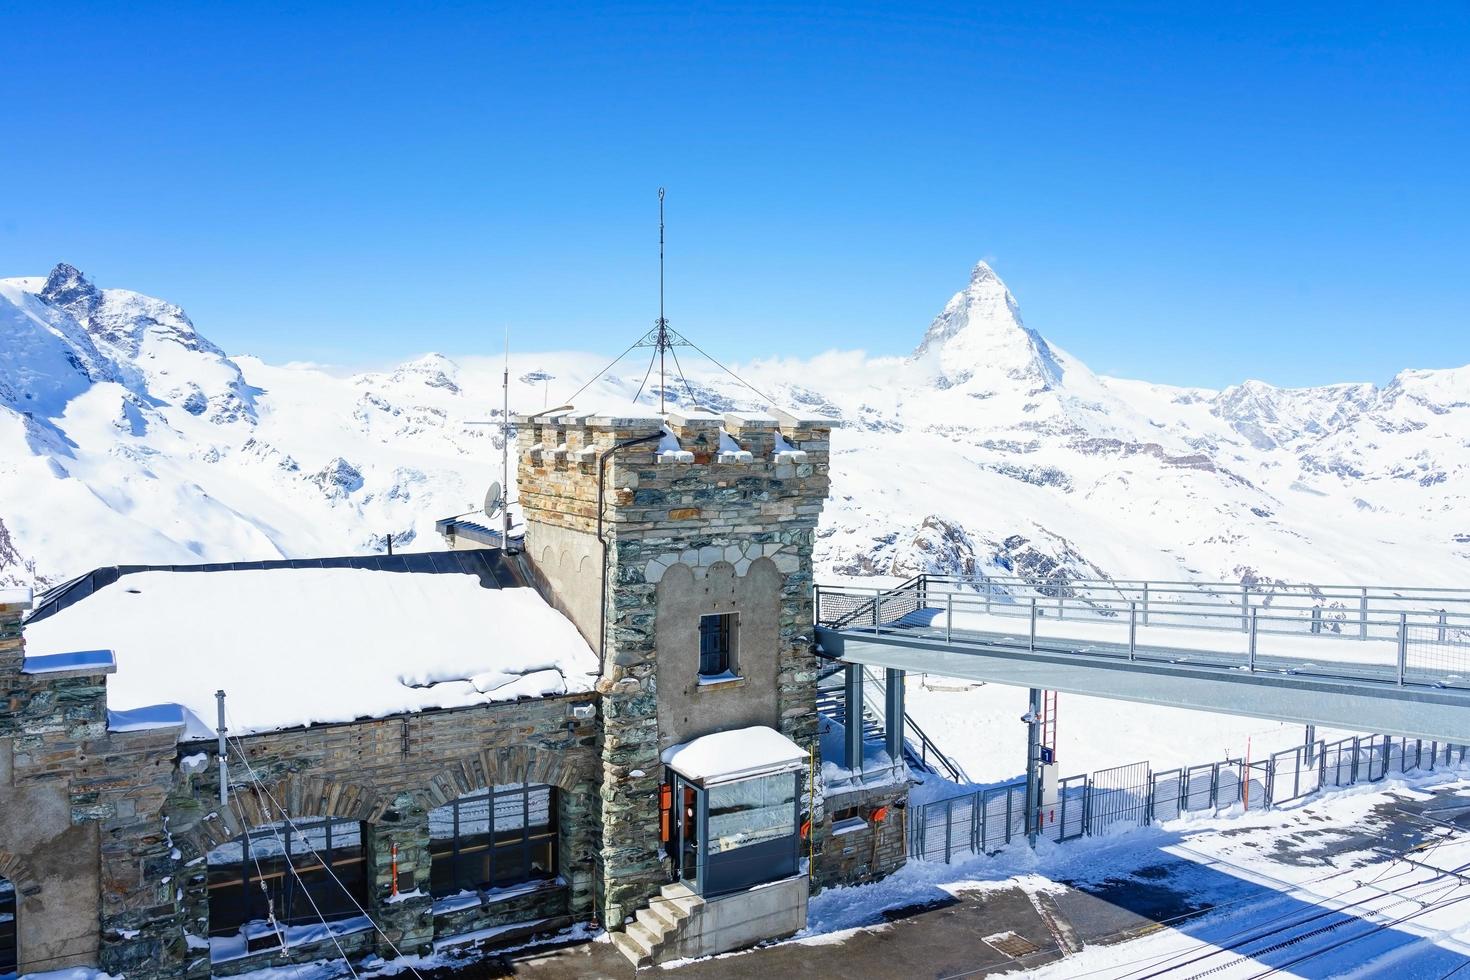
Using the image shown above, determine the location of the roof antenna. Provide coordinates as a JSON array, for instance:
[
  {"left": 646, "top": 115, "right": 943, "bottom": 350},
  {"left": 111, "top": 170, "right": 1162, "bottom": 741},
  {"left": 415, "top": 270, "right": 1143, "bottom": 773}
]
[
  {"left": 658, "top": 187, "right": 668, "bottom": 415},
  {"left": 633, "top": 187, "right": 692, "bottom": 415}
]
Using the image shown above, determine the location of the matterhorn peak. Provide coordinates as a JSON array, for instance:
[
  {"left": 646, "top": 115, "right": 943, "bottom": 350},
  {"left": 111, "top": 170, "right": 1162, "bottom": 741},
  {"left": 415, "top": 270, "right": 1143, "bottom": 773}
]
[
  {"left": 968, "top": 259, "right": 1002, "bottom": 287},
  {"left": 40, "top": 262, "right": 102, "bottom": 318},
  {"left": 911, "top": 260, "right": 1063, "bottom": 390}
]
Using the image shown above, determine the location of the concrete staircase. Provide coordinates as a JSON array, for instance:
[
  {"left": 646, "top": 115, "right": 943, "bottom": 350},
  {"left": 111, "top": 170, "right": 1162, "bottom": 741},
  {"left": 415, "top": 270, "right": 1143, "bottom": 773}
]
[{"left": 611, "top": 881, "right": 704, "bottom": 968}]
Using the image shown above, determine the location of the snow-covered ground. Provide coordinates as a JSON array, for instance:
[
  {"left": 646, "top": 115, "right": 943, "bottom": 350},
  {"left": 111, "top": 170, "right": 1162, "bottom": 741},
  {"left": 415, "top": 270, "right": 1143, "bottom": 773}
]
[{"left": 793, "top": 772, "right": 1470, "bottom": 978}]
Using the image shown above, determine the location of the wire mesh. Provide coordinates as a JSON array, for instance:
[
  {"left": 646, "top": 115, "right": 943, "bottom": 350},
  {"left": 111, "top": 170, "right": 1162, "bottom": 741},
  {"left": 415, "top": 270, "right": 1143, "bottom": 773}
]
[
  {"left": 1405, "top": 619, "right": 1470, "bottom": 678},
  {"left": 908, "top": 738, "right": 1468, "bottom": 865}
]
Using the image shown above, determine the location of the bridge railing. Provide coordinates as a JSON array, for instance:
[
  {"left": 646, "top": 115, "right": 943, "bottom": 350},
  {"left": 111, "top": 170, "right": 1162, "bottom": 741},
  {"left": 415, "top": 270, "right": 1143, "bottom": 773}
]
[
  {"left": 909, "top": 734, "right": 1470, "bottom": 864},
  {"left": 816, "top": 575, "right": 1470, "bottom": 686}
]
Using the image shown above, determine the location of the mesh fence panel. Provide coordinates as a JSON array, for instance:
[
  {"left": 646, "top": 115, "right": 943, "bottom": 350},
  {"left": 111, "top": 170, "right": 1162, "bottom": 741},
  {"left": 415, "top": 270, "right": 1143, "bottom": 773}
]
[
  {"left": 1152, "top": 770, "right": 1183, "bottom": 822},
  {"left": 1184, "top": 764, "right": 1215, "bottom": 811},
  {"left": 1216, "top": 763, "right": 1243, "bottom": 809},
  {"left": 1242, "top": 762, "right": 1269, "bottom": 811},
  {"left": 1406, "top": 620, "right": 1470, "bottom": 679},
  {"left": 1089, "top": 762, "right": 1151, "bottom": 834},
  {"left": 908, "top": 739, "right": 1468, "bottom": 865},
  {"left": 1058, "top": 775, "right": 1088, "bottom": 840}
]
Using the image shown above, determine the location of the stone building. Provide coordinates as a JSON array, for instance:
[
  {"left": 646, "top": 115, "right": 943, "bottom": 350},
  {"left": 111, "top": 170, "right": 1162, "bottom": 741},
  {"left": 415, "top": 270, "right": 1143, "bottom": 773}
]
[{"left": 0, "top": 406, "right": 912, "bottom": 977}]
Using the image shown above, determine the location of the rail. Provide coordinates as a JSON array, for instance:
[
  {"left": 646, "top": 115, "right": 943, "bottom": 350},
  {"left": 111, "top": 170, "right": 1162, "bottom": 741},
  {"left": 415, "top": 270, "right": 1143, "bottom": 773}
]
[
  {"left": 858, "top": 667, "right": 968, "bottom": 783},
  {"left": 815, "top": 662, "right": 968, "bottom": 783},
  {"left": 910, "top": 734, "right": 1470, "bottom": 863},
  {"left": 815, "top": 573, "right": 1470, "bottom": 689}
]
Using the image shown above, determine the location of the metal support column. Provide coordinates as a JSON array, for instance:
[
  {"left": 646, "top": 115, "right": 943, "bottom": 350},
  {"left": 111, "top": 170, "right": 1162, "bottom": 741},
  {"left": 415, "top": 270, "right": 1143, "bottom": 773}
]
[
  {"left": 1026, "top": 687, "right": 1042, "bottom": 847},
  {"left": 884, "top": 668, "right": 905, "bottom": 764},
  {"left": 215, "top": 689, "right": 228, "bottom": 807},
  {"left": 844, "top": 663, "right": 864, "bottom": 771}
]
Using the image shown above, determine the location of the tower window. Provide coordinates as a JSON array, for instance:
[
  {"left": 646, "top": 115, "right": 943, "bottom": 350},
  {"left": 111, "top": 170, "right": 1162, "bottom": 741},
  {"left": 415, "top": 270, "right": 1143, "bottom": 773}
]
[{"left": 699, "top": 613, "right": 738, "bottom": 678}]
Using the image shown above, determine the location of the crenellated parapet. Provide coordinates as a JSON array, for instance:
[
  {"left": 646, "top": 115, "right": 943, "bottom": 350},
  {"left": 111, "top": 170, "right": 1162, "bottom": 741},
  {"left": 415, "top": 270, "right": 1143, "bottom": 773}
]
[{"left": 514, "top": 404, "right": 837, "bottom": 929}]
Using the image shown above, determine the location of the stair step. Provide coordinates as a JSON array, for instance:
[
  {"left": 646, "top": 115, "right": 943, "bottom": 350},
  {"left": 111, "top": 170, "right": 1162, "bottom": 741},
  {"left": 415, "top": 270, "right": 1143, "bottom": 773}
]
[
  {"left": 638, "top": 902, "right": 678, "bottom": 932},
  {"left": 625, "top": 920, "right": 663, "bottom": 953},
  {"left": 611, "top": 931, "right": 653, "bottom": 968}
]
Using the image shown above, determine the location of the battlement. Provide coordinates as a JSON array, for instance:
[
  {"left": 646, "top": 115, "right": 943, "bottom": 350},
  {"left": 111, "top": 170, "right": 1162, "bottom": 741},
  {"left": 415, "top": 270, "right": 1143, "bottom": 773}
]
[{"left": 515, "top": 408, "right": 836, "bottom": 538}]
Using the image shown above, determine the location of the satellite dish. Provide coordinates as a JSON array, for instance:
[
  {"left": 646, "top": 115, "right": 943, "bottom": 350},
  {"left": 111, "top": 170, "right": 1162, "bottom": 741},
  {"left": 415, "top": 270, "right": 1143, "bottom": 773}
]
[{"left": 483, "top": 481, "right": 503, "bottom": 517}]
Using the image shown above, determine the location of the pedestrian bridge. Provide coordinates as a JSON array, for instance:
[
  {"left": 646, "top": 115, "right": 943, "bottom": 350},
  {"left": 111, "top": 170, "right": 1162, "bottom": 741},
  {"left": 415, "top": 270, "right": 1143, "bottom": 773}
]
[{"left": 815, "top": 575, "right": 1470, "bottom": 744}]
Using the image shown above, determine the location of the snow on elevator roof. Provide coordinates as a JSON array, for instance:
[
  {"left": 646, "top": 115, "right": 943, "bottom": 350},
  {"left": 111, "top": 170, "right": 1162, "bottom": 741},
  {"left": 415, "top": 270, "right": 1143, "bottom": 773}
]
[
  {"left": 22, "top": 555, "right": 597, "bottom": 737},
  {"left": 661, "top": 725, "right": 807, "bottom": 785}
]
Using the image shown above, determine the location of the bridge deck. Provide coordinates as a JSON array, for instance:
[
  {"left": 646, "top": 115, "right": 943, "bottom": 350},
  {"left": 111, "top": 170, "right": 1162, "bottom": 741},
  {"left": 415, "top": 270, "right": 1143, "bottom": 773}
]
[
  {"left": 859, "top": 607, "right": 1457, "bottom": 687},
  {"left": 816, "top": 582, "right": 1470, "bottom": 744}
]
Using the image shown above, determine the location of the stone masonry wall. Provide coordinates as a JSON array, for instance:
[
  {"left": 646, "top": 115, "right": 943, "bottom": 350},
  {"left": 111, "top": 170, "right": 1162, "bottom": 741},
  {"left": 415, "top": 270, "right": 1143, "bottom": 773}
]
[
  {"left": 167, "top": 692, "right": 599, "bottom": 978},
  {"left": 1, "top": 590, "right": 109, "bottom": 974},
  {"left": 516, "top": 407, "right": 835, "bottom": 926},
  {"left": 813, "top": 782, "right": 910, "bottom": 889}
]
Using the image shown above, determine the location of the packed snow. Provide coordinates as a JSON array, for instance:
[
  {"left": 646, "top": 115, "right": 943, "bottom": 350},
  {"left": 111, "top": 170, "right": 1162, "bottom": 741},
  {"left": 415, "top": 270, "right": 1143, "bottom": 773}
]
[
  {"left": 661, "top": 725, "right": 807, "bottom": 783},
  {"left": 22, "top": 567, "right": 597, "bottom": 736}
]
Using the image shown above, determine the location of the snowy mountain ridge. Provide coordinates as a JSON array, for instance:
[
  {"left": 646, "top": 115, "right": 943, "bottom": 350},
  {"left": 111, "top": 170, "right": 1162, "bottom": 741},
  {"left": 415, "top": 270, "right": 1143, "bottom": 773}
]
[{"left": 1, "top": 260, "right": 1466, "bottom": 591}]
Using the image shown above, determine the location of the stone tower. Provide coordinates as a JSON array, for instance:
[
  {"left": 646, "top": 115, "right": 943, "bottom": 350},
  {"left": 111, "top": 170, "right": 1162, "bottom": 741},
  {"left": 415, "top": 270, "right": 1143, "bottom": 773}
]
[{"left": 515, "top": 406, "right": 834, "bottom": 926}]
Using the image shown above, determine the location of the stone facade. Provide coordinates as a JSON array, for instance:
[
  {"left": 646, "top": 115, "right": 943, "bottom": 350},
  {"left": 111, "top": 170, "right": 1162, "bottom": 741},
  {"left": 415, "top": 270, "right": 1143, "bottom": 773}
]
[
  {"left": 814, "top": 781, "right": 910, "bottom": 889},
  {"left": 1, "top": 581, "right": 603, "bottom": 977},
  {"left": 167, "top": 694, "right": 599, "bottom": 977},
  {"left": 515, "top": 407, "right": 837, "bottom": 926},
  {"left": 0, "top": 399, "right": 920, "bottom": 977}
]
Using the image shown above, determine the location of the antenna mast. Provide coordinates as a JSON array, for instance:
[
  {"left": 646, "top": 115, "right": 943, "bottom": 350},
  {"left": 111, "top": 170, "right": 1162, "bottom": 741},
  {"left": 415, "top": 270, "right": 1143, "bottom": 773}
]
[
  {"left": 633, "top": 187, "right": 692, "bottom": 415},
  {"left": 658, "top": 187, "right": 667, "bottom": 414},
  {"left": 502, "top": 330, "right": 512, "bottom": 551}
]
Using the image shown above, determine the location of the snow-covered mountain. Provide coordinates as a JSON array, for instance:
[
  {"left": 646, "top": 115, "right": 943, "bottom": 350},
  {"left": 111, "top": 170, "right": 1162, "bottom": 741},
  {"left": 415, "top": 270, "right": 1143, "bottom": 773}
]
[{"left": 1, "top": 261, "right": 1466, "bottom": 591}]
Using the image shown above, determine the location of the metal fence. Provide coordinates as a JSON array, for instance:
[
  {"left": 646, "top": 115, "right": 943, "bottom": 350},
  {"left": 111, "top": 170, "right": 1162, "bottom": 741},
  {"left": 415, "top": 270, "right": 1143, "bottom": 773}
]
[
  {"left": 816, "top": 573, "right": 1470, "bottom": 688},
  {"left": 908, "top": 734, "right": 1470, "bottom": 864}
]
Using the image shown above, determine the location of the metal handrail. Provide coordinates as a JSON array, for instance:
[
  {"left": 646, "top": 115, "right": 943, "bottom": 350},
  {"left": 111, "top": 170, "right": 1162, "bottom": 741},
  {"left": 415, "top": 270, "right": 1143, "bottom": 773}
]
[
  {"left": 859, "top": 667, "right": 967, "bottom": 783},
  {"left": 816, "top": 576, "right": 1470, "bottom": 689},
  {"left": 818, "top": 579, "right": 1470, "bottom": 637}
]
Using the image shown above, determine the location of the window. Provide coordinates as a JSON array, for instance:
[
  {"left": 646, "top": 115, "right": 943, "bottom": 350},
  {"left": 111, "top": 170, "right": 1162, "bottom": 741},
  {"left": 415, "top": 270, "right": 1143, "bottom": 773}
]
[
  {"left": 206, "top": 817, "right": 367, "bottom": 956},
  {"left": 699, "top": 613, "right": 737, "bottom": 678},
  {"left": 707, "top": 772, "right": 797, "bottom": 853},
  {"left": 429, "top": 783, "right": 558, "bottom": 898},
  {"left": 1, "top": 875, "right": 15, "bottom": 979}
]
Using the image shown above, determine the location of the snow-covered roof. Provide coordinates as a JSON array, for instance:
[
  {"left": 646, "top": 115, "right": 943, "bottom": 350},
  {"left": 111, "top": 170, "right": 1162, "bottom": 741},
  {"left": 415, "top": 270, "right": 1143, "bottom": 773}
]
[
  {"left": 661, "top": 725, "right": 807, "bottom": 785},
  {"left": 22, "top": 553, "right": 597, "bottom": 738},
  {"left": 22, "top": 648, "right": 115, "bottom": 675}
]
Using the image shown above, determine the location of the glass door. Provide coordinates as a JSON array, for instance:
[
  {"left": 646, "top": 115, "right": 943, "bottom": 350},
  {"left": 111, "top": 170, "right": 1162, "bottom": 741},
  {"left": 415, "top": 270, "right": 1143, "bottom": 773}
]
[{"left": 669, "top": 775, "right": 703, "bottom": 891}]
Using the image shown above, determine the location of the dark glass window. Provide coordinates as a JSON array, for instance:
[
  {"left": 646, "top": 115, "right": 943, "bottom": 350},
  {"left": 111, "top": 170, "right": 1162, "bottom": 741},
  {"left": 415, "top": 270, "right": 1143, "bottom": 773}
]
[
  {"left": 699, "top": 613, "right": 737, "bottom": 677},
  {"left": 429, "top": 783, "right": 557, "bottom": 897},
  {"left": 205, "top": 817, "right": 367, "bottom": 952},
  {"left": 1, "top": 875, "right": 16, "bottom": 978}
]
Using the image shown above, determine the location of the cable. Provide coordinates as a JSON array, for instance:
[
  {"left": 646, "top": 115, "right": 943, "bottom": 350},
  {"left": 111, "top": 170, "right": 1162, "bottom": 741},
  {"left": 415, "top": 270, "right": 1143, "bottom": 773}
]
[
  {"left": 224, "top": 728, "right": 424, "bottom": 979},
  {"left": 221, "top": 789, "right": 289, "bottom": 956},
  {"left": 681, "top": 336, "right": 779, "bottom": 405},
  {"left": 665, "top": 343, "right": 700, "bottom": 411},
  {"left": 222, "top": 789, "right": 359, "bottom": 977},
  {"left": 562, "top": 334, "right": 645, "bottom": 408},
  {"left": 631, "top": 345, "right": 660, "bottom": 406}
]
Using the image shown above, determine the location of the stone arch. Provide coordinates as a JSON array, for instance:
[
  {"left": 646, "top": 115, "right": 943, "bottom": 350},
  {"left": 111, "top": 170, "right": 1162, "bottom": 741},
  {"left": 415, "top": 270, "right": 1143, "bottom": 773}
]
[
  {"left": 183, "top": 773, "right": 383, "bottom": 855},
  {"left": 416, "top": 742, "right": 591, "bottom": 810},
  {"left": 0, "top": 850, "right": 39, "bottom": 899}
]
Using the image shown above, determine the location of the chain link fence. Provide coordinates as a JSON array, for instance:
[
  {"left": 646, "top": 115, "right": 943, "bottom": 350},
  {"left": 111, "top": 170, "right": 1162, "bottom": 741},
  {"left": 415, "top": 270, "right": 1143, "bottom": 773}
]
[{"left": 908, "top": 734, "right": 1469, "bottom": 865}]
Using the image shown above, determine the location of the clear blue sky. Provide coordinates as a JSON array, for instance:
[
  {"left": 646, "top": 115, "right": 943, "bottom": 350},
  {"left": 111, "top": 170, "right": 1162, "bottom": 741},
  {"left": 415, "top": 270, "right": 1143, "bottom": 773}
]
[{"left": 3, "top": 2, "right": 1466, "bottom": 388}]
